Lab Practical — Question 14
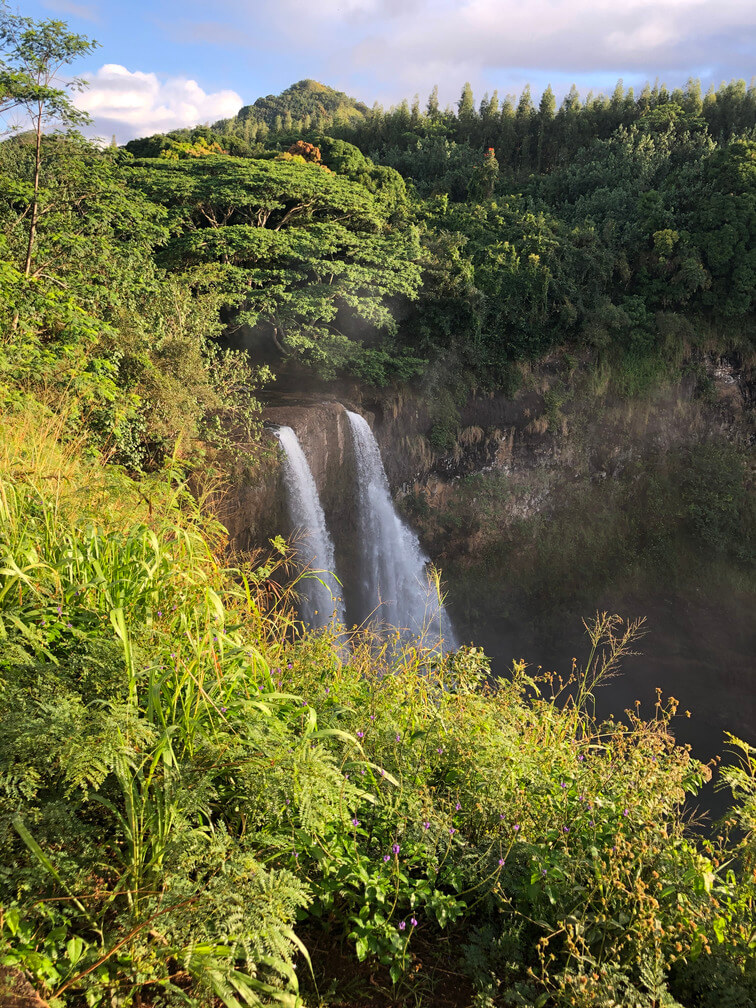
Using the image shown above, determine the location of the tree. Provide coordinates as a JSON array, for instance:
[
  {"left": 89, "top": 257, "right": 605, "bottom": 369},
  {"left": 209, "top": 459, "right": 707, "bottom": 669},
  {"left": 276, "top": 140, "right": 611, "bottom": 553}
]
[
  {"left": 426, "top": 84, "right": 440, "bottom": 120},
  {"left": 537, "top": 85, "right": 556, "bottom": 171},
  {"left": 457, "top": 82, "right": 476, "bottom": 141},
  {"left": 130, "top": 154, "right": 422, "bottom": 375},
  {"left": 458, "top": 82, "right": 475, "bottom": 119},
  {"left": 0, "top": 13, "right": 97, "bottom": 276},
  {"left": 516, "top": 85, "right": 535, "bottom": 174}
]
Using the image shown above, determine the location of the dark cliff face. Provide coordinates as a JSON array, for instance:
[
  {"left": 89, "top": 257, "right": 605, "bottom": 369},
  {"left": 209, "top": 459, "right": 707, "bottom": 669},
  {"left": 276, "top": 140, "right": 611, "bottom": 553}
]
[
  {"left": 368, "top": 352, "right": 754, "bottom": 493},
  {"left": 222, "top": 352, "right": 753, "bottom": 574},
  {"left": 222, "top": 400, "right": 359, "bottom": 549},
  {"left": 219, "top": 438, "right": 284, "bottom": 554}
]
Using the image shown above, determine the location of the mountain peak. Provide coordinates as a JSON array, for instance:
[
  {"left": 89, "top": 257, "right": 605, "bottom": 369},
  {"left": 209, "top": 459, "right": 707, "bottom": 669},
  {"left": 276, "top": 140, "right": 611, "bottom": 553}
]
[{"left": 219, "top": 80, "right": 369, "bottom": 132}]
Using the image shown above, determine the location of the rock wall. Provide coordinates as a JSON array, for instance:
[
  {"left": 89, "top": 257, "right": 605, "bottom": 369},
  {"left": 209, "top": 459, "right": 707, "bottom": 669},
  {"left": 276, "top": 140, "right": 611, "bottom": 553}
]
[
  {"left": 217, "top": 436, "right": 284, "bottom": 554},
  {"left": 221, "top": 352, "right": 753, "bottom": 569},
  {"left": 263, "top": 400, "right": 357, "bottom": 530},
  {"left": 367, "top": 354, "right": 754, "bottom": 536}
]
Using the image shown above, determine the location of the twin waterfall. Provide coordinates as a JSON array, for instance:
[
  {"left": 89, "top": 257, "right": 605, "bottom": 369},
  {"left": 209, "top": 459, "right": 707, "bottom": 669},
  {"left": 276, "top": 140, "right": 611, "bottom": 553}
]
[{"left": 275, "top": 412, "right": 456, "bottom": 649}]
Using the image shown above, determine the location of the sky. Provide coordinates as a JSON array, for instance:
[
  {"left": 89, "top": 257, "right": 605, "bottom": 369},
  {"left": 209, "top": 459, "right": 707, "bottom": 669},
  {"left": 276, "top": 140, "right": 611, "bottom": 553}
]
[{"left": 7, "top": 0, "right": 756, "bottom": 143}]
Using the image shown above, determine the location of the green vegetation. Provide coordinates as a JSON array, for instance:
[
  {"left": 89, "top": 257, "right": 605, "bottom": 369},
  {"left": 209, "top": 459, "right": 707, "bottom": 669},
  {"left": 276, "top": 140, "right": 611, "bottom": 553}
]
[
  {"left": 121, "top": 77, "right": 756, "bottom": 397},
  {"left": 3, "top": 409, "right": 756, "bottom": 1008},
  {"left": 215, "top": 80, "right": 371, "bottom": 142},
  {"left": 5, "top": 401, "right": 756, "bottom": 1008},
  {"left": 2, "top": 13, "right": 756, "bottom": 1008},
  {"left": 209, "top": 77, "right": 756, "bottom": 394}
]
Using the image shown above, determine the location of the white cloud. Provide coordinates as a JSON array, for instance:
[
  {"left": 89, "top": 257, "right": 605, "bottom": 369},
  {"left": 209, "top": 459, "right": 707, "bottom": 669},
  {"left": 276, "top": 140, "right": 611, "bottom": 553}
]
[
  {"left": 75, "top": 64, "right": 242, "bottom": 142},
  {"left": 247, "top": 0, "right": 756, "bottom": 99},
  {"left": 345, "top": 0, "right": 756, "bottom": 76}
]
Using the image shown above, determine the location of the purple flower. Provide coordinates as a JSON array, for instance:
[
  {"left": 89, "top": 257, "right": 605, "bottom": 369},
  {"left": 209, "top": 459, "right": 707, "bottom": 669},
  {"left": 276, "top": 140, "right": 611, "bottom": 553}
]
[
  {"left": 423, "top": 821, "right": 430, "bottom": 830},
  {"left": 563, "top": 826, "right": 569, "bottom": 833},
  {"left": 623, "top": 809, "right": 629, "bottom": 817},
  {"left": 325, "top": 687, "right": 330, "bottom": 694},
  {"left": 560, "top": 782, "right": 566, "bottom": 789},
  {"left": 383, "top": 854, "right": 390, "bottom": 862},
  {"left": 437, "top": 747, "right": 443, "bottom": 754},
  {"left": 395, "top": 734, "right": 401, "bottom": 742},
  {"left": 578, "top": 754, "right": 585, "bottom": 761},
  {"left": 287, "top": 662, "right": 292, "bottom": 668},
  {"left": 392, "top": 843, "right": 400, "bottom": 854},
  {"left": 499, "top": 814, "right": 505, "bottom": 820},
  {"left": 410, "top": 917, "right": 418, "bottom": 927},
  {"left": 370, "top": 714, "right": 376, "bottom": 720},
  {"left": 455, "top": 802, "right": 461, "bottom": 811},
  {"left": 344, "top": 773, "right": 350, "bottom": 779},
  {"left": 220, "top": 706, "right": 227, "bottom": 712},
  {"left": 449, "top": 827, "right": 456, "bottom": 835},
  {"left": 498, "top": 858, "right": 505, "bottom": 866},
  {"left": 352, "top": 818, "right": 360, "bottom": 826},
  {"left": 398, "top": 921, "right": 406, "bottom": 931},
  {"left": 513, "top": 824, "right": 520, "bottom": 832},
  {"left": 356, "top": 731, "right": 364, "bottom": 739}
]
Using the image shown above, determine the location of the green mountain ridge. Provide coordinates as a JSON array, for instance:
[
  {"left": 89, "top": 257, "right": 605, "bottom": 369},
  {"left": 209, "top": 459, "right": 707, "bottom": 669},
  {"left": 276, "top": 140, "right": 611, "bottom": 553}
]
[{"left": 215, "top": 78, "right": 370, "bottom": 134}]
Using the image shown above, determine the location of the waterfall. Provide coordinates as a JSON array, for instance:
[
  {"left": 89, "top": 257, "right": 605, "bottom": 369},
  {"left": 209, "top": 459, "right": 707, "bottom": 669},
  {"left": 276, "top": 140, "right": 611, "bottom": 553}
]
[
  {"left": 274, "top": 426, "right": 344, "bottom": 628},
  {"left": 346, "top": 410, "right": 457, "bottom": 649}
]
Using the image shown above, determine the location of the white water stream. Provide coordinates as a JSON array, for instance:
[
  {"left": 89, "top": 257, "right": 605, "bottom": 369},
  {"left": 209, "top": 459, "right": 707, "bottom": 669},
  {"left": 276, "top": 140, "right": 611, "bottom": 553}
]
[
  {"left": 275, "top": 425, "right": 345, "bottom": 628},
  {"left": 346, "top": 410, "right": 457, "bottom": 650}
]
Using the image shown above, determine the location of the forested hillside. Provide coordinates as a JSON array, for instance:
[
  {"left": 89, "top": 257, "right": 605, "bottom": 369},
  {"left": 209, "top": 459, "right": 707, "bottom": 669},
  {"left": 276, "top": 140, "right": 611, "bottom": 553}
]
[{"left": 1, "top": 13, "right": 756, "bottom": 1008}]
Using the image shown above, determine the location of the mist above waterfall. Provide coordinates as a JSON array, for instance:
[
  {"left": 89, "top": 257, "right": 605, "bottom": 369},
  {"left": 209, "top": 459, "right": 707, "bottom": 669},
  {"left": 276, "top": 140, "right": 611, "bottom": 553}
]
[{"left": 275, "top": 425, "right": 345, "bottom": 627}]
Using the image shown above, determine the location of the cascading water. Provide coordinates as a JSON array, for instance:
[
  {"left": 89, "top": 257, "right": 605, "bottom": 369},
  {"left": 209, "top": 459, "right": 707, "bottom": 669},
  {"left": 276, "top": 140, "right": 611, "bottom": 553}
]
[
  {"left": 274, "top": 425, "right": 345, "bottom": 628},
  {"left": 346, "top": 410, "right": 457, "bottom": 649}
]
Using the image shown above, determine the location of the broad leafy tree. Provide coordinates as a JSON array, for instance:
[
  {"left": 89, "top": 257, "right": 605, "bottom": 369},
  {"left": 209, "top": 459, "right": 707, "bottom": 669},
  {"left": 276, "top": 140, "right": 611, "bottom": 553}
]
[{"left": 129, "top": 154, "right": 422, "bottom": 376}]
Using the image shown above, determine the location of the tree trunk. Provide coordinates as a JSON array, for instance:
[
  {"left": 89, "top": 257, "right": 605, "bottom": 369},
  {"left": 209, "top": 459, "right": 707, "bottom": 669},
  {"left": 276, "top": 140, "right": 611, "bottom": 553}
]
[{"left": 23, "top": 103, "right": 43, "bottom": 277}]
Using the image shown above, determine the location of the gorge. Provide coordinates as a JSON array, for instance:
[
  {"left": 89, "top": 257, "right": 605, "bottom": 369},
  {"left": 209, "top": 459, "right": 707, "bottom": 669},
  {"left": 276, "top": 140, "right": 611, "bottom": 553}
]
[{"left": 249, "top": 350, "right": 754, "bottom": 819}]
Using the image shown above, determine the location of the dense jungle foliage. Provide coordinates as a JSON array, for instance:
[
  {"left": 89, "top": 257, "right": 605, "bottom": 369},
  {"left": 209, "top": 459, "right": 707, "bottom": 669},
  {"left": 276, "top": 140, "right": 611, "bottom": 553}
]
[{"left": 1, "top": 11, "right": 756, "bottom": 1008}]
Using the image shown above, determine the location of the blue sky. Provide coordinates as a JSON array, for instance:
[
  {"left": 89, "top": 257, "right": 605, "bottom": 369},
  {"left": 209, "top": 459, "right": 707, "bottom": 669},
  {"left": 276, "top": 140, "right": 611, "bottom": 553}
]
[{"left": 10, "top": 0, "right": 756, "bottom": 142}]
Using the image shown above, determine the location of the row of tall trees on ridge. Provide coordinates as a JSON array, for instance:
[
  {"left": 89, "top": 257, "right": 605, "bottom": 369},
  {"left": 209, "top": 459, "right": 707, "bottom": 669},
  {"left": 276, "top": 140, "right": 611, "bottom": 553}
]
[{"left": 213, "top": 77, "right": 756, "bottom": 178}]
